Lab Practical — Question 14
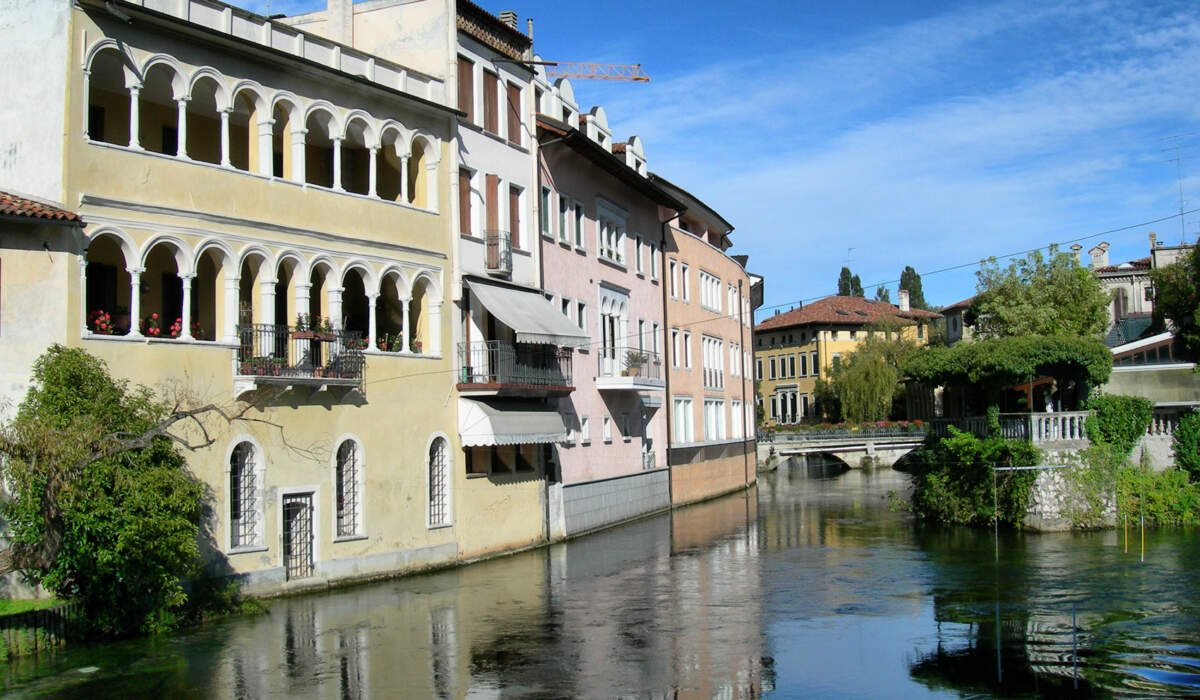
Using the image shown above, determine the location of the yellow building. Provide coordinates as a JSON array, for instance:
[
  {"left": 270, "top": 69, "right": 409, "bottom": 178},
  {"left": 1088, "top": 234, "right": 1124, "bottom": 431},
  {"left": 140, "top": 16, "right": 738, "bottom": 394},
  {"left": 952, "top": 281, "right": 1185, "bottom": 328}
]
[
  {"left": 0, "top": 0, "right": 546, "bottom": 595},
  {"left": 753, "top": 294, "right": 940, "bottom": 426}
]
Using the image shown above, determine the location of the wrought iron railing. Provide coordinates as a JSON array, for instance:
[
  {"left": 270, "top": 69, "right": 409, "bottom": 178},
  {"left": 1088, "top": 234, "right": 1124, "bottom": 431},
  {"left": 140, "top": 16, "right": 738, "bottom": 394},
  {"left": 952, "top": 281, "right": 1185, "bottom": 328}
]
[
  {"left": 598, "top": 349, "right": 663, "bottom": 380},
  {"left": 485, "top": 229, "right": 512, "bottom": 275},
  {"left": 458, "top": 340, "right": 573, "bottom": 389},
  {"left": 237, "top": 324, "right": 365, "bottom": 382}
]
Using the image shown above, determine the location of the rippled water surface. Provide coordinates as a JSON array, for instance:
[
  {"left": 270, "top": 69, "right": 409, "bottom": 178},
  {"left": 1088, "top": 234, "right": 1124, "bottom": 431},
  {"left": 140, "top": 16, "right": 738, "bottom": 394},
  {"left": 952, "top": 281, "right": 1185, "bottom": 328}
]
[{"left": 4, "top": 458, "right": 1200, "bottom": 697}]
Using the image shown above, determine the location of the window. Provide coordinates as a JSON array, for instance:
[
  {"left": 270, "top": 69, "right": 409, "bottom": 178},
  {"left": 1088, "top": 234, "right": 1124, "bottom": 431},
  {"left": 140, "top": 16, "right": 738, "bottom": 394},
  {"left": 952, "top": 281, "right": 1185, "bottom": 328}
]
[
  {"left": 483, "top": 70, "right": 499, "bottom": 135},
  {"left": 428, "top": 437, "right": 450, "bottom": 527},
  {"left": 598, "top": 217, "right": 624, "bottom": 264},
  {"left": 671, "top": 328, "right": 681, "bottom": 368},
  {"left": 850, "top": 330, "right": 857, "bottom": 340},
  {"left": 649, "top": 243, "right": 659, "bottom": 279},
  {"left": 699, "top": 271, "right": 722, "bottom": 312},
  {"left": 702, "top": 336, "right": 724, "bottom": 389},
  {"left": 580, "top": 415, "right": 591, "bottom": 443},
  {"left": 577, "top": 301, "right": 587, "bottom": 331},
  {"left": 683, "top": 331, "right": 692, "bottom": 369},
  {"left": 799, "top": 353, "right": 808, "bottom": 377},
  {"left": 638, "top": 319, "right": 646, "bottom": 350},
  {"left": 755, "top": 357, "right": 763, "bottom": 380},
  {"left": 704, "top": 399, "right": 726, "bottom": 441},
  {"left": 770, "top": 394, "right": 778, "bottom": 419},
  {"left": 561, "top": 412, "right": 577, "bottom": 446},
  {"left": 335, "top": 440, "right": 361, "bottom": 537},
  {"left": 558, "top": 196, "right": 570, "bottom": 243},
  {"left": 574, "top": 202, "right": 585, "bottom": 248},
  {"left": 621, "top": 412, "right": 631, "bottom": 442},
  {"left": 561, "top": 296, "right": 571, "bottom": 319},
  {"left": 669, "top": 259, "right": 678, "bottom": 297},
  {"left": 801, "top": 394, "right": 810, "bottom": 418},
  {"left": 810, "top": 351, "right": 819, "bottom": 378},
  {"left": 603, "top": 415, "right": 612, "bottom": 443},
  {"left": 788, "top": 355, "right": 796, "bottom": 378},
  {"left": 769, "top": 357, "right": 777, "bottom": 380},
  {"left": 540, "top": 187, "right": 552, "bottom": 238},
  {"left": 918, "top": 322, "right": 925, "bottom": 340},
  {"left": 457, "top": 56, "right": 474, "bottom": 123},
  {"left": 635, "top": 235, "right": 644, "bottom": 273},
  {"left": 731, "top": 400, "right": 744, "bottom": 439},
  {"left": 652, "top": 322, "right": 661, "bottom": 354},
  {"left": 673, "top": 396, "right": 694, "bottom": 443},
  {"left": 681, "top": 264, "right": 690, "bottom": 302},
  {"left": 229, "top": 441, "right": 260, "bottom": 548},
  {"left": 730, "top": 343, "right": 740, "bottom": 377},
  {"left": 458, "top": 168, "right": 472, "bottom": 235},
  {"left": 506, "top": 81, "right": 522, "bottom": 146},
  {"left": 508, "top": 184, "right": 522, "bottom": 249}
]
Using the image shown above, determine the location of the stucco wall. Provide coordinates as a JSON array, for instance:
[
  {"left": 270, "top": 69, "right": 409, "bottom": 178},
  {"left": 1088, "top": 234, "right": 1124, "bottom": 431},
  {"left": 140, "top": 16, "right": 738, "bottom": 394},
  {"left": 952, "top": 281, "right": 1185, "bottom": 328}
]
[
  {"left": 670, "top": 449, "right": 751, "bottom": 507},
  {"left": 560, "top": 468, "right": 670, "bottom": 536},
  {"left": 1103, "top": 365, "right": 1200, "bottom": 405}
]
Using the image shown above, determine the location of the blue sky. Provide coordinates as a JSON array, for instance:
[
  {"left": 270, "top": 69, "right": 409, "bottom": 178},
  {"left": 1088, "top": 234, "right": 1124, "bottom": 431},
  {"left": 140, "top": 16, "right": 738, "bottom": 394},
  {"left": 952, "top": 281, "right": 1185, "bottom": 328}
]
[{"left": 233, "top": 0, "right": 1200, "bottom": 317}]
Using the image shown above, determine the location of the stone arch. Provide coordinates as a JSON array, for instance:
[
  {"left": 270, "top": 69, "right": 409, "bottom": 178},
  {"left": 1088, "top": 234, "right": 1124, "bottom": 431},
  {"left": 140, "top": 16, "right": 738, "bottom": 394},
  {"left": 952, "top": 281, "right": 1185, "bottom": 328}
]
[
  {"left": 84, "top": 43, "right": 134, "bottom": 145},
  {"left": 140, "top": 234, "right": 194, "bottom": 275},
  {"left": 406, "top": 131, "right": 439, "bottom": 209},
  {"left": 83, "top": 227, "right": 136, "bottom": 335},
  {"left": 185, "top": 71, "right": 224, "bottom": 163},
  {"left": 340, "top": 113, "right": 375, "bottom": 195},
  {"left": 273, "top": 250, "right": 305, "bottom": 329},
  {"left": 237, "top": 246, "right": 272, "bottom": 327},
  {"left": 139, "top": 54, "right": 188, "bottom": 99},
  {"left": 270, "top": 95, "right": 302, "bottom": 179},
  {"left": 376, "top": 121, "right": 408, "bottom": 201},
  {"left": 229, "top": 82, "right": 267, "bottom": 173},
  {"left": 193, "top": 238, "right": 236, "bottom": 341},
  {"left": 140, "top": 236, "right": 193, "bottom": 337},
  {"left": 303, "top": 104, "right": 340, "bottom": 188},
  {"left": 187, "top": 67, "right": 231, "bottom": 111},
  {"left": 407, "top": 270, "right": 442, "bottom": 355},
  {"left": 138, "top": 57, "right": 186, "bottom": 155},
  {"left": 331, "top": 434, "right": 365, "bottom": 537},
  {"left": 375, "top": 267, "right": 406, "bottom": 352}
]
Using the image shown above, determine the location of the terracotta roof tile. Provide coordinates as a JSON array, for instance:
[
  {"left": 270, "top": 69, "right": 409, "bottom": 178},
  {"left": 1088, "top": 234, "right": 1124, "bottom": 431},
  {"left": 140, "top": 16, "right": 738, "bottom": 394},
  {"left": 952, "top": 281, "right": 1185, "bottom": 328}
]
[
  {"left": 755, "top": 295, "right": 940, "bottom": 332},
  {"left": 612, "top": 142, "right": 627, "bottom": 154},
  {"left": 0, "top": 191, "right": 82, "bottom": 223},
  {"left": 941, "top": 295, "right": 975, "bottom": 312},
  {"left": 1095, "top": 256, "right": 1151, "bottom": 273}
]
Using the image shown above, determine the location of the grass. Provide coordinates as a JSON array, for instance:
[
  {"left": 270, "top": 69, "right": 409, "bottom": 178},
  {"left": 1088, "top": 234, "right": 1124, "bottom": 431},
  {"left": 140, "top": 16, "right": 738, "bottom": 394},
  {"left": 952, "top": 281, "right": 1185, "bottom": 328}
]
[{"left": 0, "top": 598, "right": 65, "bottom": 616}]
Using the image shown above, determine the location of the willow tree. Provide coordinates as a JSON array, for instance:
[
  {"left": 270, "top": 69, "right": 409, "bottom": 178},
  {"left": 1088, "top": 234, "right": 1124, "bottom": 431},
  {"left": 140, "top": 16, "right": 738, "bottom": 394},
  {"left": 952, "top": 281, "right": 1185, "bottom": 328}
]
[{"left": 822, "top": 320, "right": 918, "bottom": 422}]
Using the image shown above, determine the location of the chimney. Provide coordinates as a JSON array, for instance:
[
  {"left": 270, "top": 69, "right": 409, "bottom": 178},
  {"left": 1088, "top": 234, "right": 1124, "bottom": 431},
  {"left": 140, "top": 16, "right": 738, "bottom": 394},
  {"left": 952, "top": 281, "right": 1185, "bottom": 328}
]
[
  {"left": 1070, "top": 243, "right": 1083, "bottom": 264},
  {"left": 898, "top": 289, "right": 910, "bottom": 312},
  {"left": 527, "top": 17, "right": 534, "bottom": 40},
  {"left": 1088, "top": 242, "right": 1109, "bottom": 268},
  {"left": 498, "top": 10, "right": 518, "bottom": 29},
  {"left": 774, "top": 309, "right": 781, "bottom": 316},
  {"left": 328, "top": 0, "right": 353, "bottom": 44},
  {"left": 1150, "top": 231, "right": 1159, "bottom": 248}
]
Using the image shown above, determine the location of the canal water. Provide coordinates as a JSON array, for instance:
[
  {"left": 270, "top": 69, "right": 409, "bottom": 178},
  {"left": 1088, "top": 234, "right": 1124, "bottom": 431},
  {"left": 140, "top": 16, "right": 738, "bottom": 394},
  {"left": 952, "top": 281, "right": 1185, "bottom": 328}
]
[{"left": 4, "top": 458, "right": 1200, "bottom": 698}]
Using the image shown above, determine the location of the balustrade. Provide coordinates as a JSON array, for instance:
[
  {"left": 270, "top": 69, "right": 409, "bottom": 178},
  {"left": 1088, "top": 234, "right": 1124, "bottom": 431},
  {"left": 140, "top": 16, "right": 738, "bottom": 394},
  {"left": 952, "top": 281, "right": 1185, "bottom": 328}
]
[
  {"left": 458, "top": 340, "right": 573, "bottom": 389},
  {"left": 237, "top": 323, "right": 365, "bottom": 383}
]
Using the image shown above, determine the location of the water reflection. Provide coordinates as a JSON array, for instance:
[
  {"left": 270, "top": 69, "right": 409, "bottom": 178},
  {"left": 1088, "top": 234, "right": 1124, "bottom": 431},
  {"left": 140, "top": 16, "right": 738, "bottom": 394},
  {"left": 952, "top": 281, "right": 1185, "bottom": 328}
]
[{"left": 7, "top": 461, "right": 1200, "bottom": 697}]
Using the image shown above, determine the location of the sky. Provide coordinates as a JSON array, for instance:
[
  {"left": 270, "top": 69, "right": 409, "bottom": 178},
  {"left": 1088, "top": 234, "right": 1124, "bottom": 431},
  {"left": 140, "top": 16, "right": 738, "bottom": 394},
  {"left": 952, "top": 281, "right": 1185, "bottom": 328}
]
[{"left": 231, "top": 0, "right": 1200, "bottom": 319}]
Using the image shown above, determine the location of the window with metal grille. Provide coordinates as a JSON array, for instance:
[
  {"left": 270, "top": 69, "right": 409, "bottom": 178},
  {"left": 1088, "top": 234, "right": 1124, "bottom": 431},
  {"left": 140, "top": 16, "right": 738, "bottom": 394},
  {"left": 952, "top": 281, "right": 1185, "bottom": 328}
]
[
  {"left": 336, "top": 440, "right": 361, "bottom": 536},
  {"left": 429, "top": 437, "right": 450, "bottom": 527},
  {"left": 229, "top": 442, "right": 259, "bottom": 548}
]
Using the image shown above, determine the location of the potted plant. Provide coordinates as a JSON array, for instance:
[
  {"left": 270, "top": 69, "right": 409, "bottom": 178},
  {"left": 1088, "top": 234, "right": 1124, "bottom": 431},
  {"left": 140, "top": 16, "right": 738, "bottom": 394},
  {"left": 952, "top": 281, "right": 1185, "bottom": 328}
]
[
  {"left": 294, "top": 313, "right": 318, "bottom": 339},
  {"left": 88, "top": 309, "right": 115, "bottom": 335},
  {"left": 624, "top": 350, "right": 649, "bottom": 376},
  {"left": 140, "top": 313, "right": 162, "bottom": 337},
  {"left": 410, "top": 339, "right": 423, "bottom": 354}
]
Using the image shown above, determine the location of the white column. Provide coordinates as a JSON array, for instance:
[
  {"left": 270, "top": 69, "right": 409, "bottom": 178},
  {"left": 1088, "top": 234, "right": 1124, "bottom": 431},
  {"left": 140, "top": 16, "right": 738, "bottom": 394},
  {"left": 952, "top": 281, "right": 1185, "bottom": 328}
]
[
  {"left": 295, "top": 282, "right": 311, "bottom": 322},
  {"left": 81, "top": 70, "right": 91, "bottom": 138},
  {"left": 399, "top": 155, "right": 409, "bottom": 202},
  {"left": 259, "top": 278, "right": 276, "bottom": 326},
  {"left": 290, "top": 128, "right": 307, "bottom": 183},
  {"left": 175, "top": 98, "right": 190, "bottom": 160},
  {"left": 401, "top": 296, "right": 412, "bottom": 352},
  {"left": 128, "top": 266, "right": 144, "bottom": 337},
  {"left": 367, "top": 146, "right": 378, "bottom": 198},
  {"left": 179, "top": 273, "right": 195, "bottom": 340},
  {"left": 257, "top": 118, "right": 274, "bottom": 176},
  {"left": 329, "top": 286, "right": 344, "bottom": 330},
  {"left": 78, "top": 258, "right": 90, "bottom": 335},
  {"left": 219, "top": 109, "right": 231, "bottom": 167},
  {"left": 332, "top": 137, "right": 344, "bottom": 191},
  {"left": 428, "top": 300, "right": 442, "bottom": 356},
  {"left": 366, "top": 293, "right": 378, "bottom": 350},
  {"left": 129, "top": 85, "right": 143, "bottom": 150},
  {"left": 224, "top": 275, "right": 240, "bottom": 343}
]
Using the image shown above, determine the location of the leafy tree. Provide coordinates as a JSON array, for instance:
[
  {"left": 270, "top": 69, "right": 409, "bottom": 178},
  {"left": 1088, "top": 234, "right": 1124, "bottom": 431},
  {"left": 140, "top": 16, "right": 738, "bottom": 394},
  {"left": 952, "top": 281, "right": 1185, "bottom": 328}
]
[
  {"left": 874, "top": 285, "right": 891, "bottom": 303},
  {"left": 824, "top": 321, "right": 918, "bottom": 422},
  {"left": 1148, "top": 241, "right": 1200, "bottom": 357},
  {"left": 1175, "top": 410, "right": 1200, "bottom": 481},
  {"left": 0, "top": 346, "right": 272, "bottom": 636},
  {"left": 971, "top": 245, "right": 1110, "bottom": 339},
  {"left": 850, "top": 274, "right": 864, "bottom": 298},
  {"left": 907, "top": 428, "right": 1040, "bottom": 526},
  {"left": 899, "top": 265, "right": 928, "bottom": 310},
  {"left": 1084, "top": 393, "right": 1153, "bottom": 457},
  {"left": 837, "top": 267, "right": 854, "bottom": 296}
]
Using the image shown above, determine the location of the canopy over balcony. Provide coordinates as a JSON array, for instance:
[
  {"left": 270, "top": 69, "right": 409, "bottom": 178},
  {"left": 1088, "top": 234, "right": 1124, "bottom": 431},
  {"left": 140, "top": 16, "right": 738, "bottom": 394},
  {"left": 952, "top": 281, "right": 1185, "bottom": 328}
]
[
  {"left": 458, "top": 398, "right": 567, "bottom": 446},
  {"left": 467, "top": 279, "right": 590, "bottom": 347}
]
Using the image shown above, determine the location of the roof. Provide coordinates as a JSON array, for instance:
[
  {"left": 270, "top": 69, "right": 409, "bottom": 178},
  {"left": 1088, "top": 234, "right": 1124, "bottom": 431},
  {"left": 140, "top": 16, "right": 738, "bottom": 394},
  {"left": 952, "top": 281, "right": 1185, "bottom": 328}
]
[
  {"left": 456, "top": 0, "right": 531, "bottom": 61},
  {"left": 536, "top": 116, "right": 685, "bottom": 210},
  {"left": 612, "top": 142, "right": 627, "bottom": 154},
  {"left": 1095, "top": 257, "right": 1151, "bottom": 274},
  {"left": 1104, "top": 314, "right": 1155, "bottom": 348},
  {"left": 941, "top": 295, "right": 975, "bottom": 312},
  {"left": 0, "top": 191, "right": 82, "bottom": 223},
  {"left": 755, "top": 295, "right": 941, "bottom": 332},
  {"left": 648, "top": 173, "right": 735, "bottom": 234}
]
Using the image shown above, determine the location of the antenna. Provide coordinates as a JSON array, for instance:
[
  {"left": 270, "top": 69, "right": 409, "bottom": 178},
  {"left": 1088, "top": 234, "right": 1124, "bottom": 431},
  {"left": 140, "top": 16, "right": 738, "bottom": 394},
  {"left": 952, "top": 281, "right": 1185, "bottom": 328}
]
[{"left": 1160, "top": 133, "right": 1195, "bottom": 244}]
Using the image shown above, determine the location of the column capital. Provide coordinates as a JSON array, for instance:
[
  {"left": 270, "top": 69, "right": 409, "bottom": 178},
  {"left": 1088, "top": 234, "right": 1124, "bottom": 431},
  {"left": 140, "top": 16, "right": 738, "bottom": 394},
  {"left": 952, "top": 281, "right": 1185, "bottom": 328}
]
[
  {"left": 179, "top": 272, "right": 197, "bottom": 281},
  {"left": 126, "top": 266, "right": 145, "bottom": 275}
]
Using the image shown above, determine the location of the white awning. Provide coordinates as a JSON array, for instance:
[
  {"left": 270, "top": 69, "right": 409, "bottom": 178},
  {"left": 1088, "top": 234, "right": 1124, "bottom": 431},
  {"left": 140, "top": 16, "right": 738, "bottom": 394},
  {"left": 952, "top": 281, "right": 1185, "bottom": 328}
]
[
  {"left": 458, "top": 399, "right": 567, "bottom": 446},
  {"left": 468, "top": 279, "right": 591, "bottom": 347}
]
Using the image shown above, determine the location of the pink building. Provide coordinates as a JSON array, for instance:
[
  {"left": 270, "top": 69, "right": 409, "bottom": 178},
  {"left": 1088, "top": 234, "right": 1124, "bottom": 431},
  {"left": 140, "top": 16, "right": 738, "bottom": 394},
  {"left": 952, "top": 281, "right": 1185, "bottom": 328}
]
[{"left": 536, "top": 108, "right": 684, "bottom": 537}]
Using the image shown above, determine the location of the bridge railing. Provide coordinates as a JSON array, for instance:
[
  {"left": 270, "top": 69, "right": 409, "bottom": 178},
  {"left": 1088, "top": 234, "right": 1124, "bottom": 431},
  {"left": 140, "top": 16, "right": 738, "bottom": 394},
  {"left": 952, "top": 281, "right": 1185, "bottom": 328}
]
[{"left": 768, "top": 425, "right": 928, "bottom": 443}]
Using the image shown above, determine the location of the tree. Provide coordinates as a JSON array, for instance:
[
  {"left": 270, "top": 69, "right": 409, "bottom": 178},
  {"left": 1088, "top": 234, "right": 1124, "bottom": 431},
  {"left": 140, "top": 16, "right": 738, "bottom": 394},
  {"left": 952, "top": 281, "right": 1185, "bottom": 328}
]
[
  {"left": 850, "top": 274, "right": 864, "bottom": 298},
  {"left": 971, "top": 245, "right": 1110, "bottom": 339},
  {"left": 837, "top": 267, "right": 854, "bottom": 296},
  {"left": 0, "top": 346, "right": 280, "bottom": 636},
  {"left": 899, "top": 266, "right": 928, "bottom": 310},
  {"left": 1148, "top": 241, "right": 1200, "bottom": 357},
  {"left": 874, "top": 286, "right": 891, "bottom": 303},
  {"left": 823, "top": 320, "right": 918, "bottom": 422}
]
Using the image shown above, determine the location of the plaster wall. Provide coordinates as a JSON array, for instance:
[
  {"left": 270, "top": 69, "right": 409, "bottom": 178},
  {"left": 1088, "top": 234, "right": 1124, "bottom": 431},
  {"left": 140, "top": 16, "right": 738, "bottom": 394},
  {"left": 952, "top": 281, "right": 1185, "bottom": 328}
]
[
  {"left": 1103, "top": 365, "right": 1200, "bottom": 404},
  {"left": 558, "top": 468, "right": 669, "bottom": 536},
  {"left": 0, "top": 0, "right": 69, "bottom": 201}
]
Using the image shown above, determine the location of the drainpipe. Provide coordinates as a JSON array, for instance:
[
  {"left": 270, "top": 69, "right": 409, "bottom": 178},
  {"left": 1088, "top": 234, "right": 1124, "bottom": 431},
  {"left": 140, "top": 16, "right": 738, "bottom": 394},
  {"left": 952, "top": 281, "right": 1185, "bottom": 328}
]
[
  {"left": 739, "top": 277, "right": 750, "bottom": 486},
  {"left": 660, "top": 216, "right": 674, "bottom": 507}
]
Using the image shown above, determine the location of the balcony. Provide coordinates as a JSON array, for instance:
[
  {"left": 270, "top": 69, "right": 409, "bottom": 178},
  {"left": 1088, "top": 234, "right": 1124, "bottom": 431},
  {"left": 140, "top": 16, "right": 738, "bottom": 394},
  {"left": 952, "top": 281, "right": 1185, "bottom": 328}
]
[
  {"left": 236, "top": 324, "right": 365, "bottom": 395},
  {"left": 595, "top": 350, "right": 665, "bottom": 391},
  {"left": 485, "top": 230, "right": 513, "bottom": 277},
  {"left": 457, "top": 340, "right": 574, "bottom": 396}
]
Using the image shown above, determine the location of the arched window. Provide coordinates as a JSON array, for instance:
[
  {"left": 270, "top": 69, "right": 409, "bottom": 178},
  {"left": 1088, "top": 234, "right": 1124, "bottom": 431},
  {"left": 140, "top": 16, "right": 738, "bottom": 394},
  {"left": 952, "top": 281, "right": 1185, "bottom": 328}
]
[
  {"left": 229, "top": 441, "right": 261, "bottom": 548},
  {"left": 86, "top": 48, "right": 130, "bottom": 146},
  {"left": 335, "top": 439, "right": 362, "bottom": 536},
  {"left": 428, "top": 437, "right": 450, "bottom": 527},
  {"left": 187, "top": 76, "right": 222, "bottom": 164},
  {"left": 407, "top": 137, "right": 427, "bottom": 207},
  {"left": 85, "top": 233, "right": 132, "bottom": 335}
]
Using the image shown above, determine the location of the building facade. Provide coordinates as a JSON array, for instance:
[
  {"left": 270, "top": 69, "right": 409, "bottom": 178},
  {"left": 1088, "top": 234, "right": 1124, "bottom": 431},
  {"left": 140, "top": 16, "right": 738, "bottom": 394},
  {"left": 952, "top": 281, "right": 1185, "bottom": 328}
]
[{"left": 754, "top": 295, "right": 939, "bottom": 427}]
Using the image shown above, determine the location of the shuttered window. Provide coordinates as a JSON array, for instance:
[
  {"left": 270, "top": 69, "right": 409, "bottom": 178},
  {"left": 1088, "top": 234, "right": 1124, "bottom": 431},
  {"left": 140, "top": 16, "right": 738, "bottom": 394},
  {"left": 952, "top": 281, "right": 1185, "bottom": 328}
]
[
  {"left": 509, "top": 186, "right": 521, "bottom": 248},
  {"left": 457, "top": 56, "right": 474, "bottom": 123},
  {"left": 458, "top": 169, "right": 472, "bottom": 235},
  {"left": 483, "top": 70, "right": 499, "bottom": 135},
  {"left": 506, "top": 82, "right": 522, "bottom": 146}
]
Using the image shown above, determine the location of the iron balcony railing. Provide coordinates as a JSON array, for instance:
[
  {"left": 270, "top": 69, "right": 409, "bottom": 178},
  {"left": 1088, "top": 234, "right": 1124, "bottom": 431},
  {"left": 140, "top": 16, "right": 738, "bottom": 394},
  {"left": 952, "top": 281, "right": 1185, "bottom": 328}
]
[
  {"left": 458, "top": 340, "right": 573, "bottom": 389},
  {"left": 485, "top": 229, "right": 512, "bottom": 276},
  {"left": 598, "top": 349, "right": 663, "bottom": 380},
  {"left": 237, "top": 324, "right": 365, "bottom": 383}
]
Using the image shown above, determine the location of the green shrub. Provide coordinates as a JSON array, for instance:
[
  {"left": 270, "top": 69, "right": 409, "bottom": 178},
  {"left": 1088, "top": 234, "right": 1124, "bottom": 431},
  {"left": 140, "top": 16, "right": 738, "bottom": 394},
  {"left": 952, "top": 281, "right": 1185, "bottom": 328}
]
[
  {"left": 908, "top": 428, "right": 1041, "bottom": 526},
  {"left": 1174, "top": 410, "right": 1200, "bottom": 481},
  {"left": 1085, "top": 393, "right": 1153, "bottom": 457},
  {"left": 1116, "top": 465, "right": 1200, "bottom": 526}
]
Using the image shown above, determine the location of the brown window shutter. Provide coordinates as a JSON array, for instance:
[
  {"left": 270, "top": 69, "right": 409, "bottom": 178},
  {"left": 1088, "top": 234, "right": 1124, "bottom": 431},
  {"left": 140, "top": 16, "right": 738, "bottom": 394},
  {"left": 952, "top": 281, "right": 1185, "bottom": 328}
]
[
  {"left": 483, "top": 71, "right": 499, "bottom": 135},
  {"left": 506, "top": 82, "right": 522, "bottom": 146},
  {"left": 457, "top": 57, "right": 474, "bottom": 122},
  {"left": 485, "top": 174, "right": 500, "bottom": 236},
  {"left": 508, "top": 185, "right": 521, "bottom": 249},
  {"left": 458, "top": 169, "right": 472, "bottom": 235}
]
